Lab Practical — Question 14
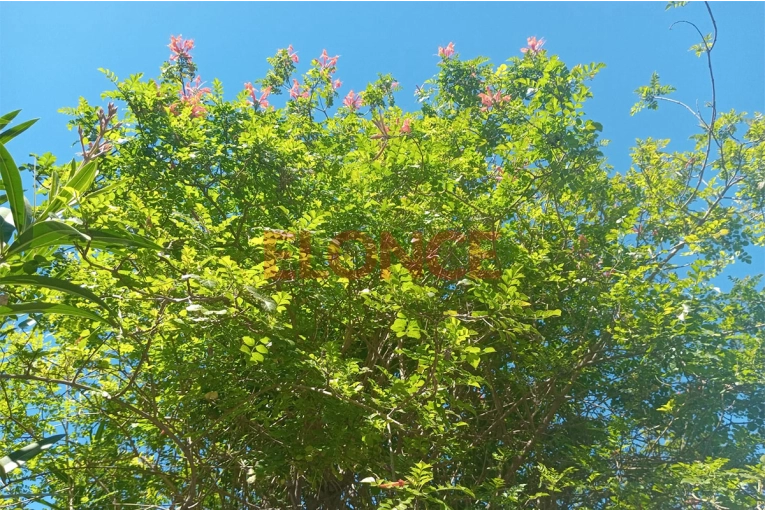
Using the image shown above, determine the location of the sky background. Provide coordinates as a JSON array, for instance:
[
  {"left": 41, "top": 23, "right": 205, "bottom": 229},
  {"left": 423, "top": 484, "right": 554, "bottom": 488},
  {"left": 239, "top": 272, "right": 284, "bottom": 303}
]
[{"left": 1, "top": 1, "right": 764, "bottom": 285}]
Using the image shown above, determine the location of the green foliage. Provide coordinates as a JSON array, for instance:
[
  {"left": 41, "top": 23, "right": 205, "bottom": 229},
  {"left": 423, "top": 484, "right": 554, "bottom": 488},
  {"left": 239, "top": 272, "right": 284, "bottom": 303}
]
[
  {"left": 0, "top": 7, "right": 764, "bottom": 509},
  {"left": 666, "top": 1, "right": 689, "bottom": 10},
  {"left": 0, "top": 113, "right": 163, "bottom": 496},
  {"left": 631, "top": 72, "right": 677, "bottom": 115}
]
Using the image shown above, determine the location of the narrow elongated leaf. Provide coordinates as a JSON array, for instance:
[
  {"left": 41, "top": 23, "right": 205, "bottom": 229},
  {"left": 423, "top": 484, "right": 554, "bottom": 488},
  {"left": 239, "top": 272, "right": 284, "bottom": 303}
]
[
  {"left": 23, "top": 196, "right": 33, "bottom": 229},
  {"left": 85, "top": 229, "right": 162, "bottom": 251},
  {"left": 67, "top": 162, "right": 98, "bottom": 196},
  {"left": 0, "top": 110, "right": 21, "bottom": 131},
  {"left": 0, "top": 275, "right": 109, "bottom": 309},
  {"left": 39, "top": 161, "right": 98, "bottom": 220},
  {"left": 61, "top": 159, "right": 76, "bottom": 184},
  {"left": 49, "top": 170, "right": 60, "bottom": 201},
  {"left": 0, "top": 207, "right": 14, "bottom": 244},
  {"left": 9, "top": 434, "right": 65, "bottom": 463},
  {"left": 0, "top": 143, "right": 26, "bottom": 235},
  {"left": 84, "top": 182, "right": 120, "bottom": 201},
  {"left": 6, "top": 221, "right": 89, "bottom": 257},
  {"left": 0, "top": 119, "right": 38, "bottom": 145},
  {"left": 94, "top": 421, "right": 106, "bottom": 442},
  {"left": 0, "top": 434, "right": 66, "bottom": 482},
  {"left": 0, "top": 302, "right": 109, "bottom": 324}
]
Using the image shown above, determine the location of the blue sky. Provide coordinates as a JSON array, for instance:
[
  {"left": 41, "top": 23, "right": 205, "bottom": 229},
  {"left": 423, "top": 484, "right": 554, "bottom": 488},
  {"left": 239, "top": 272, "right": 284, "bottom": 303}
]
[{"left": 1, "top": 1, "right": 763, "bottom": 283}]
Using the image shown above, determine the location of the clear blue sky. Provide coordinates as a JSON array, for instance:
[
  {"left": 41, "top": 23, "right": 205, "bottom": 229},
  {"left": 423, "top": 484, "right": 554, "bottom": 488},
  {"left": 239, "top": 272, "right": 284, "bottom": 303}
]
[{"left": 1, "top": 1, "right": 763, "bottom": 283}]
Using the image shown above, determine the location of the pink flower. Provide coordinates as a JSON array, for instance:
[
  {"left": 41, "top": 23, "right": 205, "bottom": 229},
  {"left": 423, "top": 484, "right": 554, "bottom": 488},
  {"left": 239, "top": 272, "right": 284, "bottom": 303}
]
[
  {"left": 343, "top": 90, "right": 362, "bottom": 110},
  {"left": 184, "top": 75, "right": 211, "bottom": 97},
  {"left": 438, "top": 42, "right": 455, "bottom": 59},
  {"left": 173, "top": 75, "right": 210, "bottom": 118},
  {"left": 245, "top": 83, "right": 271, "bottom": 109},
  {"left": 319, "top": 49, "right": 340, "bottom": 72},
  {"left": 521, "top": 36, "right": 546, "bottom": 55},
  {"left": 478, "top": 88, "right": 494, "bottom": 109},
  {"left": 287, "top": 44, "right": 299, "bottom": 63},
  {"left": 333, "top": 79, "right": 342, "bottom": 90},
  {"left": 391, "top": 81, "right": 399, "bottom": 89},
  {"left": 400, "top": 118, "right": 411, "bottom": 134},
  {"left": 189, "top": 104, "right": 205, "bottom": 118},
  {"left": 169, "top": 35, "right": 195, "bottom": 61},
  {"left": 290, "top": 79, "right": 310, "bottom": 99},
  {"left": 290, "top": 79, "right": 301, "bottom": 99},
  {"left": 477, "top": 86, "right": 511, "bottom": 111},
  {"left": 244, "top": 82, "right": 255, "bottom": 94}
]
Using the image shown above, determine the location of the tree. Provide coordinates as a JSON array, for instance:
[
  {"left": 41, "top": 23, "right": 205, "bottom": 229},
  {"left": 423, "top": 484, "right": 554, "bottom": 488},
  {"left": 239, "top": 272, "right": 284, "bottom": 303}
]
[
  {"left": 0, "top": 4, "right": 763, "bottom": 509},
  {"left": 0, "top": 107, "right": 161, "bottom": 493}
]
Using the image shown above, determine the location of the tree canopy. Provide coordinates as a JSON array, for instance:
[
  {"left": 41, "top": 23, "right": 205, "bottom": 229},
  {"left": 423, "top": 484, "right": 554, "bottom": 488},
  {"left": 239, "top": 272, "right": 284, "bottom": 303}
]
[{"left": 0, "top": 4, "right": 764, "bottom": 509}]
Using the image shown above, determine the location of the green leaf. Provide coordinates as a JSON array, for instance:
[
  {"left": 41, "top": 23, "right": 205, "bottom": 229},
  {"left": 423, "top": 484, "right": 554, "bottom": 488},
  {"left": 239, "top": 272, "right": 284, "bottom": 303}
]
[
  {"left": 22, "top": 196, "right": 33, "bottom": 229},
  {"left": 0, "top": 118, "right": 38, "bottom": 145},
  {"left": 39, "top": 161, "right": 98, "bottom": 220},
  {"left": 6, "top": 220, "right": 89, "bottom": 257},
  {"left": 657, "top": 398, "right": 675, "bottom": 413},
  {"left": 0, "top": 143, "right": 26, "bottom": 236},
  {"left": 84, "top": 182, "right": 120, "bottom": 201},
  {"left": 0, "top": 275, "right": 109, "bottom": 309},
  {"left": 0, "top": 302, "right": 110, "bottom": 324},
  {"left": 49, "top": 170, "right": 60, "bottom": 201},
  {"left": 84, "top": 229, "right": 162, "bottom": 251},
  {"left": 94, "top": 422, "right": 107, "bottom": 442},
  {"left": 406, "top": 325, "right": 421, "bottom": 339},
  {"left": 0, "top": 110, "right": 21, "bottom": 132},
  {"left": 666, "top": 1, "right": 689, "bottom": 9},
  {"left": 0, "top": 434, "right": 65, "bottom": 482},
  {"left": 391, "top": 318, "right": 408, "bottom": 332},
  {"left": 0, "top": 207, "right": 14, "bottom": 244}
]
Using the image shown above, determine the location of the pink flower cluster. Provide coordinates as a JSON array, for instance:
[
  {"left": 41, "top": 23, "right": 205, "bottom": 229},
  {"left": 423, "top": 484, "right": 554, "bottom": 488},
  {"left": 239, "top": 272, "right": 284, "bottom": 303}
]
[
  {"left": 287, "top": 44, "right": 299, "bottom": 63},
  {"left": 318, "top": 49, "right": 340, "bottom": 72},
  {"left": 169, "top": 35, "right": 194, "bottom": 62},
  {"left": 521, "top": 36, "right": 545, "bottom": 55},
  {"left": 169, "top": 76, "right": 210, "bottom": 118},
  {"left": 290, "top": 79, "right": 310, "bottom": 100},
  {"left": 183, "top": 76, "right": 211, "bottom": 118},
  {"left": 438, "top": 42, "right": 455, "bottom": 59},
  {"left": 343, "top": 90, "right": 362, "bottom": 110},
  {"left": 478, "top": 86, "right": 511, "bottom": 112},
  {"left": 245, "top": 83, "right": 271, "bottom": 109}
]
